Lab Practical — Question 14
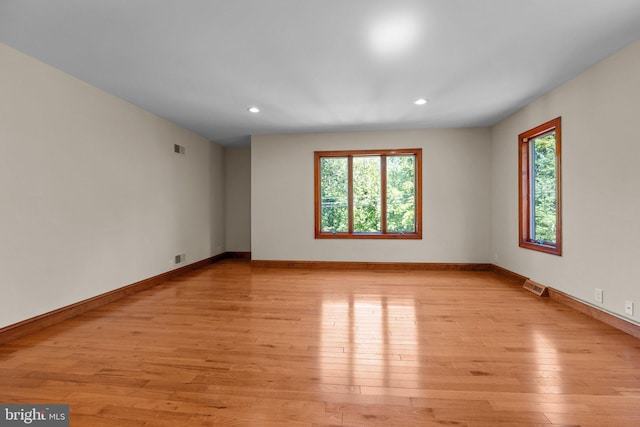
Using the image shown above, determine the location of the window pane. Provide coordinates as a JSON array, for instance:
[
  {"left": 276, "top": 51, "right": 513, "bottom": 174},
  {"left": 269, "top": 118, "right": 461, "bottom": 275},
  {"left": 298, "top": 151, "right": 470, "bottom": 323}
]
[
  {"left": 320, "top": 157, "right": 348, "bottom": 233},
  {"left": 386, "top": 155, "right": 416, "bottom": 233},
  {"left": 530, "top": 132, "right": 557, "bottom": 244},
  {"left": 353, "top": 156, "right": 381, "bottom": 232}
]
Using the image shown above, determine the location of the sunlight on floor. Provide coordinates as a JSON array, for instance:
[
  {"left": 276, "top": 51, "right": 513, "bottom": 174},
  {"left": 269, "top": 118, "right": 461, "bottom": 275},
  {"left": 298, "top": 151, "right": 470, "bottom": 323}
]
[
  {"left": 320, "top": 295, "right": 418, "bottom": 388},
  {"left": 532, "top": 329, "right": 564, "bottom": 396}
]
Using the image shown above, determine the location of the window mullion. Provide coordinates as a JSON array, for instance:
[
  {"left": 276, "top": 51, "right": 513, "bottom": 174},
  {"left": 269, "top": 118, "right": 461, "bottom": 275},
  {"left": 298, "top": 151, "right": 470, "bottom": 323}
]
[
  {"left": 381, "top": 155, "right": 387, "bottom": 234},
  {"left": 348, "top": 155, "right": 354, "bottom": 234}
]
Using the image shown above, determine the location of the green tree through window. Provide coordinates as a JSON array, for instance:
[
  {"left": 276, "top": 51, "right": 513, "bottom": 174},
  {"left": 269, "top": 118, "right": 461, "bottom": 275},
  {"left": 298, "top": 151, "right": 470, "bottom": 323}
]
[
  {"left": 386, "top": 155, "right": 416, "bottom": 233},
  {"left": 353, "top": 156, "right": 382, "bottom": 232},
  {"left": 319, "top": 157, "right": 348, "bottom": 233},
  {"left": 315, "top": 149, "right": 422, "bottom": 239},
  {"left": 531, "top": 133, "right": 557, "bottom": 244}
]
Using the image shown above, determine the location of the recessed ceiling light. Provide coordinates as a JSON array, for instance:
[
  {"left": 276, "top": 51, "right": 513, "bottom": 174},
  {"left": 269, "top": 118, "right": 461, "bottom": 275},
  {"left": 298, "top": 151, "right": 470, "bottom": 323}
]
[
  {"left": 414, "top": 98, "right": 428, "bottom": 105},
  {"left": 248, "top": 107, "right": 260, "bottom": 113}
]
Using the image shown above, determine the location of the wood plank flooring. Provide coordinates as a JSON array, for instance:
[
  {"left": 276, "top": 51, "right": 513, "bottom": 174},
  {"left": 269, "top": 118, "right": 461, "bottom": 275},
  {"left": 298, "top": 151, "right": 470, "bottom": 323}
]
[{"left": 1, "top": 259, "right": 639, "bottom": 426}]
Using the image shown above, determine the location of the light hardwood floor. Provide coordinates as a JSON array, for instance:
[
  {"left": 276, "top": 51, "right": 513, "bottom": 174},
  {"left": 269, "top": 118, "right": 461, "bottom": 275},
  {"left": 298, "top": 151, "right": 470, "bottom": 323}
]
[{"left": 1, "top": 259, "right": 639, "bottom": 426}]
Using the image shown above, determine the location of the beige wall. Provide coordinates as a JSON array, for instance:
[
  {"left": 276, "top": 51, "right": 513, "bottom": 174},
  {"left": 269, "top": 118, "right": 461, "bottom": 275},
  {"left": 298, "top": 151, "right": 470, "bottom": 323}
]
[
  {"left": 252, "top": 129, "right": 492, "bottom": 263},
  {"left": 225, "top": 146, "right": 251, "bottom": 252},
  {"left": 0, "top": 43, "right": 225, "bottom": 328},
  {"left": 491, "top": 39, "right": 640, "bottom": 324}
]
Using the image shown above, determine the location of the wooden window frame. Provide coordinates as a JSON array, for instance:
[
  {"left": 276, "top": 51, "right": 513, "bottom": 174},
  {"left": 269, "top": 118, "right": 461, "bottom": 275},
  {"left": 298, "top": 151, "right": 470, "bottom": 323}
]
[
  {"left": 314, "top": 148, "right": 422, "bottom": 239},
  {"left": 518, "top": 117, "right": 562, "bottom": 256}
]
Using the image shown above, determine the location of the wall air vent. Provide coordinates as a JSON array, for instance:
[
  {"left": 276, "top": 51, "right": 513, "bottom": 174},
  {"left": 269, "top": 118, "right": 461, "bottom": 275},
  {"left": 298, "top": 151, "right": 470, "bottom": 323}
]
[{"left": 523, "top": 279, "right": 549, "bottom": 297}]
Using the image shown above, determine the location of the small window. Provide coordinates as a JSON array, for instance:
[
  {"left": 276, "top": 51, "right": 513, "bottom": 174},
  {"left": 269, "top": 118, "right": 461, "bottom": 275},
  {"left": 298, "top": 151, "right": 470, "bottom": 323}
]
[
  {"left": 518, "top": 117, "right": 562, "bottom": 255},
  {"left": 314, "top": 149, "right": 422, "bottom": 239}
]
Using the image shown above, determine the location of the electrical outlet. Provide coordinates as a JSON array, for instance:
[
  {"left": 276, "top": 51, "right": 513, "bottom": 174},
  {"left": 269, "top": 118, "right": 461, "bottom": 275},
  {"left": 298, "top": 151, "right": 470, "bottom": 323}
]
[
  {"left": 625, "top": 300, "right": 634, "bottom": 316},
  {"left": 594, "top": 288, "right": 603, "bottom": 303}
]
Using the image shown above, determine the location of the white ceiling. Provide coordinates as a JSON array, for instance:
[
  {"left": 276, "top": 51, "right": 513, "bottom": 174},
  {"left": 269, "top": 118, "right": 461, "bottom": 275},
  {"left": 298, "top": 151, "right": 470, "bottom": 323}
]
[{"left": 2, "top": 1, "right": 640, "bottom": 147}]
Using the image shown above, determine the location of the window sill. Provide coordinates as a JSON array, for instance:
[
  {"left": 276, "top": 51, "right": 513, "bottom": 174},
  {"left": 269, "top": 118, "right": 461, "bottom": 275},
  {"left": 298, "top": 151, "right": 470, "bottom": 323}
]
[
  {"left": 316, "top": 232, "right": 422, "bottom": 240},
  {"left": 519, "top": 240, "right": 561, "bottom": 256}
]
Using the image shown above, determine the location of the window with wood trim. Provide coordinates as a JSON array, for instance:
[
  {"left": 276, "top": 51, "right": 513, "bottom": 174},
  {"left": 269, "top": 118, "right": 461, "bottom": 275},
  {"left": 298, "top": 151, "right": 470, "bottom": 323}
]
[
  {"left": 314, "top": 149, "right": 422, "bottom": 239},
  {"left": 518, "top": 117, "right": 562, "bottom": 255}
]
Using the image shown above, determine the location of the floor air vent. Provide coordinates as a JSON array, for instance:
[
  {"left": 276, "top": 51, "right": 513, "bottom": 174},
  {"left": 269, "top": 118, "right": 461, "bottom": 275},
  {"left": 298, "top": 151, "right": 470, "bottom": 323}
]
[{"left": 523, "top": 279, "right": 549, "bottom": 297}]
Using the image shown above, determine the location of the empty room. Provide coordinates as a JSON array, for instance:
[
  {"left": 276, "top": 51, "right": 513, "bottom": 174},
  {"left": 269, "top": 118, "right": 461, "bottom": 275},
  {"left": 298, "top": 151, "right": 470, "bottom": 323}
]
[{"left": 1, "top": 1, "right": 640, "bottom": 426}]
